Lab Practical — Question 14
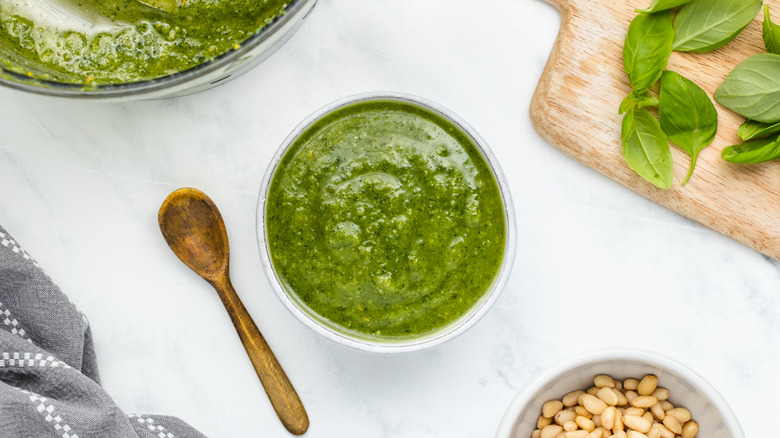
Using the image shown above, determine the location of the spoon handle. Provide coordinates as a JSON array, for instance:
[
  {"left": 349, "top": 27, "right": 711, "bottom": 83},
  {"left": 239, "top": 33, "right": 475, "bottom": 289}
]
[{"left": 211, "top": 277, "right": 309, "bottom": 435}]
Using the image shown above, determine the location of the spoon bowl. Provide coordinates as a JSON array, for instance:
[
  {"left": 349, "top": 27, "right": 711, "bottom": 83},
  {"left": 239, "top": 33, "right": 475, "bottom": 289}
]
[
  {"left": 159, "top": 188, "right": 309, "bottom": 435},
  {"left": 159, "top": 189, "right": 228, "bottom": 280}
]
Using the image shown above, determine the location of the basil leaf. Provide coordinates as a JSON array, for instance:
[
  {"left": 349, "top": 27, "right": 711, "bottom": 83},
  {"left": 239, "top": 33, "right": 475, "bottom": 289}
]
[
  {"left": 764, "top": 5, "right": 780, "bottom": 55},
  {"left": 636, "top": 0, "right": 691, "bottom": 13},
  {"left": 714, "top": 53, "right": 780, "bottom": 124},
  {"left": 619, "top": 93, "right": 659, "bottom": 114},
  {"left": 722, "top": 135, "right": 780, "bottom": 163},
  {"left": 673, "top": 0, "right": 762, "bottom": 52},
  {"left": 738, "top": 119, "right": 780, "bottom": 141},
  {"left": 622, "top": 107, "right": 674, "bottom": 189},
  {"left": 623, "top": 11, "right": 675, "bottom": 96},
  {"left": 659, "top": 71, "right": 717, "bottom": 185}
]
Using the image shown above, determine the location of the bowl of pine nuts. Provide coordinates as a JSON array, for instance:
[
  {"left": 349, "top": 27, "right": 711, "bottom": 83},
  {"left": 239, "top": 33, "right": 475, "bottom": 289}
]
[{"left": 496, "top": 349, "right": 743, "bottom": 438}]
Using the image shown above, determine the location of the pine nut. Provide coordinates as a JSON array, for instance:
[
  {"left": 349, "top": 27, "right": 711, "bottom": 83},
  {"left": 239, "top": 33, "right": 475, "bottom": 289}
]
[
  {"left": 641, "top": 412, "right": 653, "bottom": 425},
  {"left": 544, "top": 400, "right": 564, "bottom": 418},
  {"left": 654, "top": 423, "right": 674, "bottom": 438},
  {"left": 575, "top": 406, "right": 593, "bottom": 419},
  {"left": 541, "top": 425, "right": 564, "bottom": 438},
  {"left": 592, "top": 415, "right": 602, "bottom": 428},
  {"left": 659, "top": 401, "right": 673, "bottom": 411},
  {"left": 614, "top": 431, "right": 627, "bottom": 438},
  {"left": 533, "top": 430, "right": 541, "bottom": 438},
  {"left": 580, "top": 394, "right": 608, "bottom": 415},
  {"left": 625, "top": 391, "right": 638, "bottom": 404},
  {"left": 623, "top": 407, "right": 644, "bottom": 417},
  {"left": 665, "top": 408, "right": 691, "bottom": 423},
  {"left": 612, "top": 388, "right": 628, "bottom": 406},
  {"left": 651, "top": 388, "right": 669, "bottom": 401},
  {"left": 556, "top": 410, "right": 576, "bottom": 426},
  {"left": 598, "top": 387, "right": 619, "bottom": 406},
  {"left": 627, "top": 432, "right": 648, "bottom": 438},
  {"left": 612, "top": 410, "right": 623, "bottom": 432},
  {"left": 586, "top": 430, "right": 604, "bottom": 438},
  {"left": 601, "top": 407, "right": 617, "bottom": 430},
  {"left": 596, "top": 427, "right": 611, "bottom": 437},
  {"left": 623, "top": 379, "right": 639, "bottom": 391},
  {"left": 564, "top": 420, "right": 578, "bottom": 432},
  {"left": 649, "top": 403, "right": 665, "bottom": 421},
  {"left": 662, "top": 414, "right": 682, "bottom": 434},
  {"left": 614, "top": 380, "right": 623, "bottom": 391},
  {"left": 556, "top": 433, "right": 567, "bottom": 438},
  {"left": 564, "top": 391, "right": 586, "bottom": 407},
  {"left": 637, "top": 375, "right": 658, "bottom": 396},
  {"left": 631, "top": 396, "right": 658, "bottom": 409},
  {"left": 595, "top": 375, "right": 616, "bottom": 388},
  {"left": 587, "top": 386, "right": 600, "bottom": 396},
  {"left": 647, "top": 425, "right": 662, "bottom": 438},
  {"left": 539, "top": 416, "right": 553, "bottom": 429},
  {"left": 623, "top": 415, "right": 651, "bottom": 433},
  {"left": 576, "top": 416, "right": 596, "bottom": 432},
  {"left": 681, "top": 421, "right": 698, "bottom": 438},
  {"left": 567, "top": 431, "right": 589, "bottom": 438}
]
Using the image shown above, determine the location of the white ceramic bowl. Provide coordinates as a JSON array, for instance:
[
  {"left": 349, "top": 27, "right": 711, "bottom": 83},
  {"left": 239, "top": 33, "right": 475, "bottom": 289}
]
[
  {"left": 257, "top": 92, "right": 516, "bottom": 354},
  {"left": 496, "top": 349, "right": 744, "bottom": 438}
]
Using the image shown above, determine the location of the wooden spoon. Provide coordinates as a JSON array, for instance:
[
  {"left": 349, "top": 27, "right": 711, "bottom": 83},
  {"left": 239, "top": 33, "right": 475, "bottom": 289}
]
[{"left": 158, "top": 187, "right": 309, "bottom": 435}]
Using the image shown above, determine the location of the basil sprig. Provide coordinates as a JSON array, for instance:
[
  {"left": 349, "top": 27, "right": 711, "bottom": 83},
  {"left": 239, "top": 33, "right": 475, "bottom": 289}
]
[
  {"left": 714, "top": 53, "right": 780, "bottom": 124},
  {"left": 738, "top": 119, "right": 780, "bottom": 142},
  {"left": 636, "top": 0, "right": 691, "bottom": 14},
  {"left": 620, "top": 9, "right": 724, "bottom": 188},
  {"left": 659, "top": 71, "right": 717, "bottom": 185},
  {"left": 622, "top": 108, "right": 674, "bottom": 189},
  {"left": 722, "top": 136, "right": 780, "bottom": 164},
  {"left": 709, "top": 6, "right": 780, "bottom": 165},
  {"left": 673, "top": 0, "right": 762, "bottom": 53},
  {"left": 619, "top": 12, "right": 676, "bottom": 188},
  {"left": 764, "top": 5, "right": 780, "bottom": 55},
  {"left": 621, "top": 0, "right": 780, "bottom": 171},
  {"left": 623, "top": 11, "right": 674, "bottom": 96}
]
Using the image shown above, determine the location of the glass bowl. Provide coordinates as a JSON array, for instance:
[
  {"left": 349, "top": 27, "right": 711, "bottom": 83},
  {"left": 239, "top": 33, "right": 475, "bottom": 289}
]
[
  {"left": 0, "top": 0, "right": 317, "bottom": 99},
  {"left": 496, "top": 349, "right": 744, "bottom": 438},
  {"left": 256, "top": 92, "right": 517, "bottom": 353}
]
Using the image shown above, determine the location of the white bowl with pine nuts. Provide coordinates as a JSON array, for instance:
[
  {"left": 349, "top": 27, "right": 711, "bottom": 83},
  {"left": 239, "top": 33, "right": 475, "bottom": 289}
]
[{"left": 496, "top": 349, "right": 743, "bottom": 438}]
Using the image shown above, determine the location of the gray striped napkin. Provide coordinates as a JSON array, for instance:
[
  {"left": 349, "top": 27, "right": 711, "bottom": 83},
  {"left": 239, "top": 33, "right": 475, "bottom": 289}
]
[{"left": 0, "top": 225, "right": 207, "bottom": 438}]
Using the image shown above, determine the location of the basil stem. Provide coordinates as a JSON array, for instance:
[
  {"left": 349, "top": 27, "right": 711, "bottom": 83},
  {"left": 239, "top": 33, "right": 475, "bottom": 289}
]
[
  {"left": 658, "top": 71, "right": 717, "bottom": 185},
  {"left": 722, "top": 135, "right": 780, "bottom": 164},
  {"left": 636, "top": 0, "right": 691, "bottom": 14},
  {"left": 622, "top": 107, "right": 674, "bottom": 189},
  {"left": 714, "top": 53, "right": 780, "bottom": 124},
  {"left": 738, "top": 119, "right": 780, "bottom": 141},
  {"left": 623, "top": 11, "right": 675, "bottom": 96},
  {"left": 619, "top": 93, "right": 659, "bottom": 114},
  {"left": 673, "top": 0, "right": 762, "bottom": 53},
  {"left": 764, "top": 5, "right": 780, "bottom": 55}
]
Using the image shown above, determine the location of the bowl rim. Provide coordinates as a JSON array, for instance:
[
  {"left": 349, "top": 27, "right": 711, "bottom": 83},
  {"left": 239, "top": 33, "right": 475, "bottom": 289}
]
[
  {"left": 255, "top": 91, "right": 517, "bottom": 354},
  {"left": 495, "top": 348, "right": 745, "bottom": 438},
  {"left": 0, "top": 0, "right": 315, "bottom": 98}
]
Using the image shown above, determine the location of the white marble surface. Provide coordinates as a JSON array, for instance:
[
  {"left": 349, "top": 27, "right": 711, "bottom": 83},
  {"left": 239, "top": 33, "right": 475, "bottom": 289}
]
[{"left": 0, "top": 0, "right": 778, "bottom": 437}]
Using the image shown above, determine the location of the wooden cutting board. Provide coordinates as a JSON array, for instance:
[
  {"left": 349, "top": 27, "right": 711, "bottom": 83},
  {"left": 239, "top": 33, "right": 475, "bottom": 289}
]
[{"left": 533, "top": 0, "right": 780, "bottom": 259}]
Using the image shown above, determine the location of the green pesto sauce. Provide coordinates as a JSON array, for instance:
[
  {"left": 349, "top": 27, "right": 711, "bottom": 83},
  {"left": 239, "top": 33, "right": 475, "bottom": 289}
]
[
  {"left": 266, "top": 99, "right": 506, "bottom": 340},
  {"left": 0, "top": 0, "right": 289, "bottom": 84}
]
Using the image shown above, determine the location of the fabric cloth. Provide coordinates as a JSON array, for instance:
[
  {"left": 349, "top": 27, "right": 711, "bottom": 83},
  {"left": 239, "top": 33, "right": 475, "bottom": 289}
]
[{"left": 0, "top": 225, "right": 207, "bottom": 438}]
